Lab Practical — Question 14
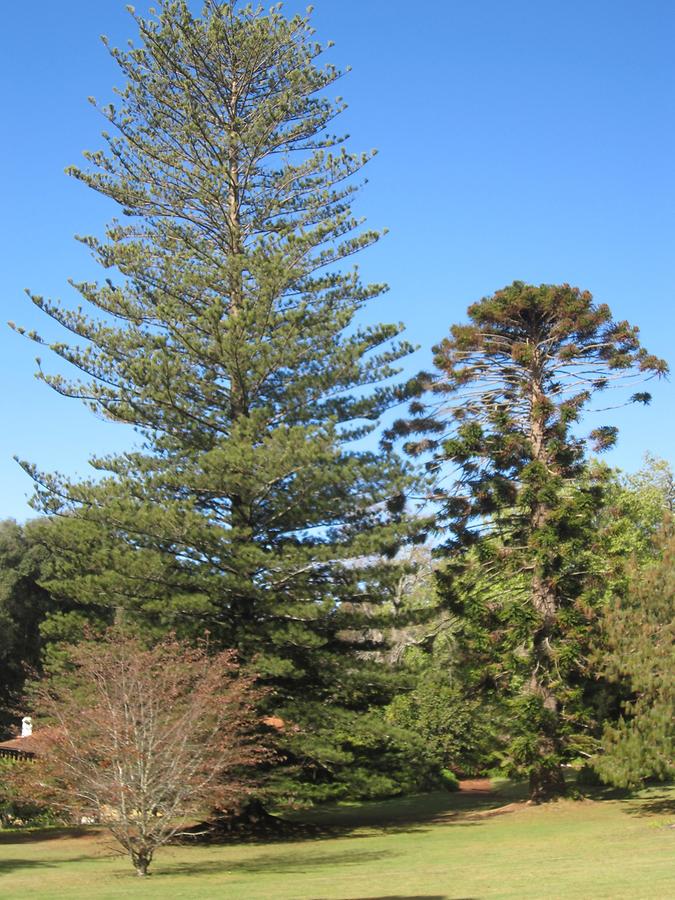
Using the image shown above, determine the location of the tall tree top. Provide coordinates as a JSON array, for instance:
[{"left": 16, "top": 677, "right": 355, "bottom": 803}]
[
  {"left": 399, "top": 281, "right": 667, "bottom": 466},
  {"left": 19, "top": 0, "right": 411, "bottom": 440}
]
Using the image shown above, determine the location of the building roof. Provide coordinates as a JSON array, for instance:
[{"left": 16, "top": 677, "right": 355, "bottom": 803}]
[
  {"left": 0, "top": 715, "right": 286, "bottom": 760},
  {"left": 0, "top": 730, "right": 55, "bottom": 759}
]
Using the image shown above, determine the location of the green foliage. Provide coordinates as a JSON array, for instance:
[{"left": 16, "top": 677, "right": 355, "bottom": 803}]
[
  {"left": 381, "top": 552, "right": 503, "bottom": 779},
  {"left": 0, "top": 758, "right": 57, "bottom": 828},
  {"left": 440, "top": 768, "right": 460, "bottom": 791},
  {"left": 385, "top": 669, "right": 501, "bottom": 776},
  {"left": 593, "top": 526, "right": 674, "bottom": 788},
  {"left": 393, "top": 281, "right": 667, "bottom": 800},
  {"left": 577, "top": 457, "right": 675, "bottom": 733},
  {"left": 16, "top": 1, "right": 424, "bottom": 806},
  {"left": 596, "top": 455, "right": 675, "bottom": 571},
  {"left": 0, "top": 520, "right": 56, "bottom": 729},
  {"left": 575, "top": 763, "right": 603, "bottom": 787}
]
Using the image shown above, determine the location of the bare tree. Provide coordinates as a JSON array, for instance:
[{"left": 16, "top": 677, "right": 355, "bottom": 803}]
[{"left": 18, "top": 630, "right": 267, "bottom": 876}]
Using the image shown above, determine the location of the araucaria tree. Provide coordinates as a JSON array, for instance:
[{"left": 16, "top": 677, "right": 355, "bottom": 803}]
[
  {"left": 20, "top": 631, "right": 265, "bottom": 876},
  {"left": 16, "top": 2, "right": 421, "bottom": 802},
  {"left": 395, "top": 281, "right": 667, "bottom": 800}
]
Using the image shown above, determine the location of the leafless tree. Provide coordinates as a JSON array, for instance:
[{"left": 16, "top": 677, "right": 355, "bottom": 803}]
[{"left": 18, "top": 630, "right": 267, "bottom": 876}]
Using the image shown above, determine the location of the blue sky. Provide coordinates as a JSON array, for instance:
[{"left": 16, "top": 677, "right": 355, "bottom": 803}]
[{"left": 2, "top": 1, "right": 674, "bottom": 521}]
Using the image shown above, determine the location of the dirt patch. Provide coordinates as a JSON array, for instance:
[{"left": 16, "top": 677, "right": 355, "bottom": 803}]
[
  {"left": 464, "top": 801, "right": 527, "bottom": 819},
  {"left": 458, "top": 778, "right": 493, "bottom": 793}
]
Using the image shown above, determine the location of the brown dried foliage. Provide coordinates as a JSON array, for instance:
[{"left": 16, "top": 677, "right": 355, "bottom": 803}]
[{"left": 14, "top": 630, "right": 268, "bottom": 875}]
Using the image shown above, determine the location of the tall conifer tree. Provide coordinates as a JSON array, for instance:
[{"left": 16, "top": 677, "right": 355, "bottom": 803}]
[
  {"left": 393, "top": 281, "right": 666, "bottom": 800},
  {"left": 16, "top": 1, "right": 424, "bottom": 803}
]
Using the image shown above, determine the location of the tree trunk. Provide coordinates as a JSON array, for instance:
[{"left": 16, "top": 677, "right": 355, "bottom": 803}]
[
  {"left": 527, "top": 364, "right": 565, "bottom": 799},
  {"left": 529, "top": 763, "right": 567, "bottom": 803},
  {"left": 225, "top": 79, "right": 256, "bottom": 636},
  {"left": 131, "top": 849, "right": 151, "bottom": 876}
]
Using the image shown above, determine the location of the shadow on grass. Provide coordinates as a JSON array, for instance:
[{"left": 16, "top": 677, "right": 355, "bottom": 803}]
[
  {"left": 312, "top": 896, "right": 480, "bottom": 900},
  {"left": 572, "top": 779, "right": 675, "bottom": 820},
  {"left": 178, "top": 782, "right": 532, "bottom": 853},
  {"left": 157, "top": 847, "right": 394, "bottom": 878},
  {"left": 574, "top": 777, "right": 674, "bottom": 806},
  {"left": 178, "top": 787, "right": 525, "bottom": 849},
  {"left": 623, "top": 791, "right": 675, "bottom": 818},
  {"left": 313, "top": 895, "right": 455, "bottom": 899},
  {"left": 0, "top": 855, "right": 93, "bottom": 874},
  {"left": 0, "top": 826, "right": 92, "bottom": 845},
  {"left": 293, "top": 781, "right": 527, "bottom": 833}
]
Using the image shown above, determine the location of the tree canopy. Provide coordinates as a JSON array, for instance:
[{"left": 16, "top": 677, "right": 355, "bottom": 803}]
[
  {"left": 595, "top": 525, "right": 674, "bottom": 788},
  {"left": 392, "top": 281, "right": 667, "bottom": 799},
  {"left": 0, "top": 520, "right": 55, "bottom": 728},
  {"left": 15, "top": 0, "right": 424, "bottom": 805},
  {"left": 17, "top": 630, "right": 266, "bottom": 876}
]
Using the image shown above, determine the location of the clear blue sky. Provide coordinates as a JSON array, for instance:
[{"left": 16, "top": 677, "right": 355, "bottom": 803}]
[{"left": 2, "top": 1, "right": 674, "bottom": 522}]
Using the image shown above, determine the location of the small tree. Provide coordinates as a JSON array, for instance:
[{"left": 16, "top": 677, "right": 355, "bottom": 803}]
[
  {"left": 19, "top": 630, "right": 266, "bottom": 876},
  {"left": 393, "top": 281, "right": 667, "bottom": 800}
]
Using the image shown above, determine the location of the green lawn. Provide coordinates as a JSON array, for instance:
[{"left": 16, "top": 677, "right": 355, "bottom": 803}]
[{"left": 0, "top": 784, "right": 672, "bottom": 899}]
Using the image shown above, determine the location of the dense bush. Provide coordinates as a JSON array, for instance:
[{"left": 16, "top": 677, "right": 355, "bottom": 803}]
[
  {"left": 0, "top": 758, "right": 58, "bottom": 828},
  {"left": 385, "top": 671, "right": 502, "bottom": 776}
]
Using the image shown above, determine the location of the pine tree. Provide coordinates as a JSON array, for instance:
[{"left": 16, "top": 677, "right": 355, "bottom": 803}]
[
  {"left": 594, "top": 525, "right": 674, "bottom": 788},
  {"left": 15, "top": 1, "right": 424, "bottom": 804},
  {"left": 392, "top": 281, "right": 667, "bottom": 800}
]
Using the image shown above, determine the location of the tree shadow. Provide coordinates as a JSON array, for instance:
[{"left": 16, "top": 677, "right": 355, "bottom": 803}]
[
  {"left": 182, "top": 784, "right": 528, "bottom": 848},
  {"left": 296, "top": 784, "right": 526, "bottom": 834},
  {"left": 574, "top": 784, "right": 632, "bottom": 802},
  {"left": 622, "top": 791, "right": 675, "bottom": 818},
  {"left": 312, "top": 895, "right": 456, "bottom": 899},
  {"left": 571, "top": 780, "right": 675, "bottom": 820},
  {"left": 312, "top": 896, "right": 475, "bottom": 900},
  {"left": 0, "top": 855, "right": 93, "bottom": 874},
  {"left": 0, "top": 825, "right": 92, "bottom": 845},
  {"left": 157, "top": 847, "right": 395, "bottom": 878}
]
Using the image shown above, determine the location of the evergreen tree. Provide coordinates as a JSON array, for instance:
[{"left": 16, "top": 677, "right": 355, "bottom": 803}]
[
  {"left": 15, "top": 1, "right": 423, "bottom": 804},
  {"left": 594, "top": 525, "right": 674, "bottom": 787},
  {"left": 0, "top": 520, "right": 54, "bottom": 730},
  {"left": 567, "top": 457, "right": 675, "bottom": 743},
  {"left": 392, "top": 281, "right": 666, "bottom": 800}
]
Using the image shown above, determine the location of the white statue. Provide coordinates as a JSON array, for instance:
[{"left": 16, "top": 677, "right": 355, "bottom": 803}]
[{"left": 21, "top": 716, "right": 32, "bottom": 738}]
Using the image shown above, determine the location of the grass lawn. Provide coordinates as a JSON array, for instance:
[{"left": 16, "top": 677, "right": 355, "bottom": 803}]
[{"left": 0, "top": 783, "right": 672, "bottom": 899}]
